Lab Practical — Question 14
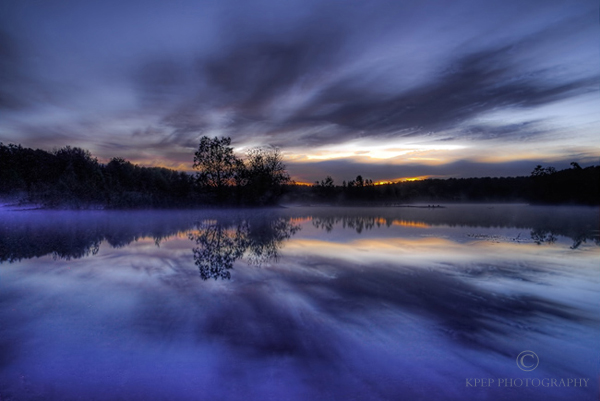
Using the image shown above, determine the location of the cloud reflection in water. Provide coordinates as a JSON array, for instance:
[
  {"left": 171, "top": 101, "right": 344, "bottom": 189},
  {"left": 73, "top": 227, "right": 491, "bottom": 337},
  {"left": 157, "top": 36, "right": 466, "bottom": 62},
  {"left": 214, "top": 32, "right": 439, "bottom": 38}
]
[{"left": 0, "top": 205, "right": 598, "bottom": 400}]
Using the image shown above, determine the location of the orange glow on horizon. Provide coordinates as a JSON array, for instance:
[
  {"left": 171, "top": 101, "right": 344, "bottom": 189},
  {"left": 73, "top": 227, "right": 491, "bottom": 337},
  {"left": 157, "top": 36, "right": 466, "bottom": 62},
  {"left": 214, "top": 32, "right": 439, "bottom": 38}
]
[
  {"left": 373, "top": 176, "right": 432, "bottom": 185},
  {"left": 374, "top": 217, "right": 430, "bottom": 228},
  {"left": 399, "top": 175, "right": 431, "bottom": 182},
  {"left": 291, "top": 176, "right": 435, "bottom": 187},
  {"left": 289, "top": 217, "right": 313, "bottom": 224},
  {"left": 392, "top": 220, "right": 430, "bottom": 228}
]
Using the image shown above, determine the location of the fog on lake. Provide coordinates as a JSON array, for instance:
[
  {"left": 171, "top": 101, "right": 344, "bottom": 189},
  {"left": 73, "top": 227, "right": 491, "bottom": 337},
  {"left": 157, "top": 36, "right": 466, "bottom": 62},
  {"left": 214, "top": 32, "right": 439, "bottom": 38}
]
[{"left": 1, "top": 205, "right": 598, "bottom": 400}]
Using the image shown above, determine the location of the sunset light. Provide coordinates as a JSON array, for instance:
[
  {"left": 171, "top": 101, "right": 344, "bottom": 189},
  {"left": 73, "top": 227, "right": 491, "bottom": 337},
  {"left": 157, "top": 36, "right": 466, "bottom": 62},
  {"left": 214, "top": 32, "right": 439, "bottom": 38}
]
[
  {"left": 0, "top": 0, "right": 596, "bottom": 184},
  {"left": 1, "top": 2, "right": 598, "bottom": 400}
]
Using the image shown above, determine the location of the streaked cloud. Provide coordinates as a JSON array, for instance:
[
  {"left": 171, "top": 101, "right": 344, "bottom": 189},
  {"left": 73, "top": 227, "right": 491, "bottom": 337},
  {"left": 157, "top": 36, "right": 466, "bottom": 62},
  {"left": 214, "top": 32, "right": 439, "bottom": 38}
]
[{"left": 0, "top": 0, "right": 597, "bottom": 181}]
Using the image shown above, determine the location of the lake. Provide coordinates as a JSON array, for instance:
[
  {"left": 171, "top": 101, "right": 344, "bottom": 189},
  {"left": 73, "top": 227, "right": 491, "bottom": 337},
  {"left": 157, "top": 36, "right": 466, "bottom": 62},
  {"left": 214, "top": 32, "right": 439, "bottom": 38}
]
[{"left": 0, "top": 205, "right": 598, "bottom": 400}]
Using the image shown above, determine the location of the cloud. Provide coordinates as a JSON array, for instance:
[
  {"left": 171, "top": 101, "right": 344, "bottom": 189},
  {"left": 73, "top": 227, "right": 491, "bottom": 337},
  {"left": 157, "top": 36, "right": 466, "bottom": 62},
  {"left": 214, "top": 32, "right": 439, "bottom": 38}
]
[
  {"left": 0, "top": 30, "right": 32, "bottom": 110},
  {"left": 286, "top": 158, "right": 588, "bottom": 183},
  {"left": 295, "top": 47, "right": 596, "bottom": 137},
  {"left": 459, "top": 120, "right": 547, "bottom": 142},
  {"left": 128, "top": 5, "right": 598, "bottom": 153},
  {"left": 0, "top": 0, "right": 597, "bottom": 179}
]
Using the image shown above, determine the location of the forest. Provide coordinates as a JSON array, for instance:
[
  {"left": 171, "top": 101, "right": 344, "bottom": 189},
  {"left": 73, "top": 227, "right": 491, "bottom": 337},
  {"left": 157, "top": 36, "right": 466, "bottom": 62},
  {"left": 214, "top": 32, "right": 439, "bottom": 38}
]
[
  {"left": 298, "top": 162, "right": 599, "bottom": 205},
  {"left": 0, "top": 138, "right": 598, "bottom": 208}
]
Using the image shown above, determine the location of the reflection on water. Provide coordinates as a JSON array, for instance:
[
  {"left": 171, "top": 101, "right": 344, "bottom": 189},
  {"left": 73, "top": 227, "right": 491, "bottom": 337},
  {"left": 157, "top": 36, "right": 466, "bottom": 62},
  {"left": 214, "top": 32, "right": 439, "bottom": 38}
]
[
  {"left": 1, "top": 206, "right": 598, "bottom": 264},
  {"left": 0, "top": 210, "right": 197, "bottom": 263},
  {"left": 0, "top": 205, "right": 599, "bottom": 400},
  {"left": 530, "top": 228, "right": 557, "bottom": 245},
  {"left": 190, "top": 217, "right": 300, "bottom": 280}
]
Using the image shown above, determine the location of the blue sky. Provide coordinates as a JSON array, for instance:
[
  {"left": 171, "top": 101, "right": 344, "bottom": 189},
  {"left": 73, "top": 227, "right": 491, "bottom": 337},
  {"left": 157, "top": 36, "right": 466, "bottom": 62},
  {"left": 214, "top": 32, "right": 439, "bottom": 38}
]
[{"left": 0, "top": 0, "right": 597, "bottom": 183}]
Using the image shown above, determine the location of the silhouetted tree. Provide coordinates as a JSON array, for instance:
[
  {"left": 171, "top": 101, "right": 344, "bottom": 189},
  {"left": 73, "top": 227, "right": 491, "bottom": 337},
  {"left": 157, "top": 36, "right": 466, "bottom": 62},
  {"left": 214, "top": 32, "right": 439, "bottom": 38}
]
[
  {"left": 242, "top": 147, "right": 291, "bottom": 205},
  {"left": 531, "top": 165, "right": 556, "bottom": 177},
  {"left": 193, "top": 136, "right": 239, "bottom": 202},
  {"left": 314, "top": 176, "right": 336, "bottom": 200},
  {"left": 355, "top": 175, "right": 364, "bottom": 188}
]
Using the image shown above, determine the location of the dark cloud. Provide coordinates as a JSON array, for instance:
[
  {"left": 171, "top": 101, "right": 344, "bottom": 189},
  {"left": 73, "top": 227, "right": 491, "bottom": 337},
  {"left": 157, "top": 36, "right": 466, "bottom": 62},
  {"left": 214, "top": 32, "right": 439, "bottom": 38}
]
[
  {"left": 145, "top": 27, "right": 345, "bottom": 141},
  {"left": 460, "top": 120, "right": 546, "bottom": 141},
  {"left": 202, "top": 39, "right": 337, "bottom": 109},
  {"left": 293, "top": 46, "right": 597, "bottom": 138}
]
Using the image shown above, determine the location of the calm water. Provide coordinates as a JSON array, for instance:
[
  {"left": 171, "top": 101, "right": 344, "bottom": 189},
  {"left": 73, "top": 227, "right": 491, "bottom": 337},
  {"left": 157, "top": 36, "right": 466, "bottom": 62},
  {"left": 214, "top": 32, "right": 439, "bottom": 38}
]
[{"left": 1, "top": 205, "right": 598, "bottom": 400}]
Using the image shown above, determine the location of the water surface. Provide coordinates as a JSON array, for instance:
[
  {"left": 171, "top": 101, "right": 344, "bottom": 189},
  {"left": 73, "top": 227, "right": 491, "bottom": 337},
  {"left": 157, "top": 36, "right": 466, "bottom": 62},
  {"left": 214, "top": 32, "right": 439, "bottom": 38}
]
[{"left": 1, "top": 205, "right": 598, "bottom": 400}]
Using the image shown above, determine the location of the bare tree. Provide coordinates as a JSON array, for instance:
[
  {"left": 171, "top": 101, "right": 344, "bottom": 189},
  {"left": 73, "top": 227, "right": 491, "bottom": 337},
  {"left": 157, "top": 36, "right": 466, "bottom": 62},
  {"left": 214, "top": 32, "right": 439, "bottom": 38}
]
[
  {"left": 193, "top": 136, "right": 239, "bottom": 201},
  {"left": 243, "top": 147, "right": 291, "bottom": 205}
]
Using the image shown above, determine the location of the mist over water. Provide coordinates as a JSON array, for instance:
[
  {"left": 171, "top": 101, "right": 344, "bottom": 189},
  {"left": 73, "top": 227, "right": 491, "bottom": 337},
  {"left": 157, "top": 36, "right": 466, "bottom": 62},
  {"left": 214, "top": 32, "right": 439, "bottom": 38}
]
[{"left": 1, "top": 205, "right": 598, "bottom": 400}]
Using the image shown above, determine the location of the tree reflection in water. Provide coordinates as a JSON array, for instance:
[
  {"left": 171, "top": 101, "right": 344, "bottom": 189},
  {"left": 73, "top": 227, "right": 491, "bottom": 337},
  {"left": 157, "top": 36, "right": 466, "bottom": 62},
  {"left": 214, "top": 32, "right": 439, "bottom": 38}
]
[
  {"left": 189, "top": 217, "right": 300, "bottom": 280},
  {"left": 312, "top": 215, "right": 383, "bottom": 233},
  {"left": 530, "top": 228, "right": 557, "bottom": 245},
  {"left": 2, "top": 207, "right": 597, "bottom": 266},
  {"left": 529, "top": 228, "right": 600, "bottom": 248},
  {"left": 312, "top": 214, "right": 600, "bottom": 248}
]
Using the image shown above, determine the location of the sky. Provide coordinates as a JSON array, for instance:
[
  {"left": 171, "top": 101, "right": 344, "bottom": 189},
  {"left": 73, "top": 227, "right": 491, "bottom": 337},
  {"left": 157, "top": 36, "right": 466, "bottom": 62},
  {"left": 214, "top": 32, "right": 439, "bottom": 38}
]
[{"left": 0, "top": 0, "right": 598, "bottom": 184}]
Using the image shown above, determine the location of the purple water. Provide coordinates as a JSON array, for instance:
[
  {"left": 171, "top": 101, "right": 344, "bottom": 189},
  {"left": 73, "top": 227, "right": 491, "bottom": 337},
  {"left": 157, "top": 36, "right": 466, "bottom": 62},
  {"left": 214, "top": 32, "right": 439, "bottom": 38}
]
[{"left": 1, "top": 205, "right": 598, "bottom": 400}]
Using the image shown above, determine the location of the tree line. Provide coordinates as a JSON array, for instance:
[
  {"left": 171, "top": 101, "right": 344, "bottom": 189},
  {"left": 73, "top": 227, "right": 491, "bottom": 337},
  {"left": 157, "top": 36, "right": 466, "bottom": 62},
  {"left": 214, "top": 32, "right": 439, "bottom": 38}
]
[
  {"left": 1, "top": 139, "right": 598, "bottom": 208},
  {"left": 0, "top": 137, "right": 290, "bottom": 208},
  {"left": 1, "top": 142, "right": 195, "bottom": 208},
  {"left": 296, "top": 162, "right": 599, "bottom": 205}
]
